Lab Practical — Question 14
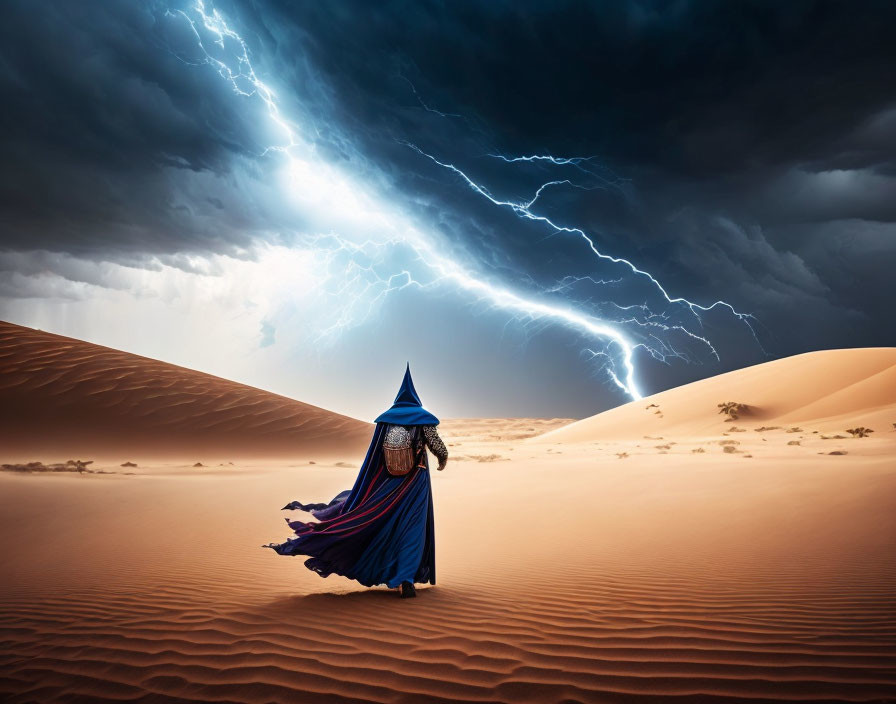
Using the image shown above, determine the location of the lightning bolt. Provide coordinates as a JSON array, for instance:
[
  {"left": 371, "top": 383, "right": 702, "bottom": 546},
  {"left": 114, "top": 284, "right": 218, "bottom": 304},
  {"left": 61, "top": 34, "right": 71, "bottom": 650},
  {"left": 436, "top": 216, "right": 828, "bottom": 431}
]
[
  {"left": 487, "top": 152, "right": 628, "bottom": 190},
  {"left": 164, "top": 1, "right": 762, "bottom": 403},
  {"left": 302, "top": 231, "right": 646, "bottom": 397},
  {"left": 401, "top": 142, "right": 763, "bottom": 356},
  {"left": 399, "top": 75, "right": 465, "bottom": 121}
]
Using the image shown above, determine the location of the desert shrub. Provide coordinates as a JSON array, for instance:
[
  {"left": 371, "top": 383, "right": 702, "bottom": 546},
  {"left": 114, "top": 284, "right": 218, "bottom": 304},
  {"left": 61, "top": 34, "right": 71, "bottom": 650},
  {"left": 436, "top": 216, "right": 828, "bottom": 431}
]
[
  {"left": 718, "top": 402, "right": 747, "bottom": 421},
  {"left": 846, "top": 427, "right": 874, "bottom": 438}
]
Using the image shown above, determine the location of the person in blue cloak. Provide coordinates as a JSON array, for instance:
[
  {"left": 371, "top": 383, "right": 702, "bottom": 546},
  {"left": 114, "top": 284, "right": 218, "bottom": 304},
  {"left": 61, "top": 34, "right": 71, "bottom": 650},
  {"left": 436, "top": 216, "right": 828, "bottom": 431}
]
[{"left": 265, "top": 364, "right": 449, "bottom": 598}]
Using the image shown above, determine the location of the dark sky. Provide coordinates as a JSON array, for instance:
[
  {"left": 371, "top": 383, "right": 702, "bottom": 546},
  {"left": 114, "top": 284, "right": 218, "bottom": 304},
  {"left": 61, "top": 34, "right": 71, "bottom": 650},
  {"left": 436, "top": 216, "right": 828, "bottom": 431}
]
[{"left": 1, "top": 0, "right": 894, "bottom": 419}]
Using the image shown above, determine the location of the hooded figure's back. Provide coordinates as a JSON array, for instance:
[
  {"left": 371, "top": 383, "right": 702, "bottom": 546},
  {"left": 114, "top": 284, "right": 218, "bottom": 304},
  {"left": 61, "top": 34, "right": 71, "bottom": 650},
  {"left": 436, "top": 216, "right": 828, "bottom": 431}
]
[
  {"left": 266, "top": 364, "right": 446, "bottom": 590},
  {"left": 377, "top": 365, "right": 447, "bottom": 474}
]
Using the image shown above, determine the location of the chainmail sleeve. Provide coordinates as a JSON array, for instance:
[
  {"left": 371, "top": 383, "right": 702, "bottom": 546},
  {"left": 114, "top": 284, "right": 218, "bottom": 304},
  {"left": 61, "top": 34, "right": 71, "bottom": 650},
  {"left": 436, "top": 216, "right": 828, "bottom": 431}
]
[{"left": 422, "top": 425, "right": 448, "bottom": 471}]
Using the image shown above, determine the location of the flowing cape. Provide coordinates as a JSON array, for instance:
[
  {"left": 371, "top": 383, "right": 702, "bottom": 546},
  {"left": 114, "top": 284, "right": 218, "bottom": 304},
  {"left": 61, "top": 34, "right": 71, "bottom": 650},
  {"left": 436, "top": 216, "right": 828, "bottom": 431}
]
[{"left": 265, "top": 423, "right": 436, "bottom": 588}]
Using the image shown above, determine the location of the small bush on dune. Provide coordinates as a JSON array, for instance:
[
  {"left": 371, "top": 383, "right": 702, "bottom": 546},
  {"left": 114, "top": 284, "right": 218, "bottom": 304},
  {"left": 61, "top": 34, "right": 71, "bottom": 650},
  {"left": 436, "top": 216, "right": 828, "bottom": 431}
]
[
  {"left": 3, "top": 460, "right": 95, "bottom": 473},
  {"left": 846, "top": 427, "right": 873, "bottom": 438},
  {"left": 718, "top": 402, "right": 747, "bottom": 421}
]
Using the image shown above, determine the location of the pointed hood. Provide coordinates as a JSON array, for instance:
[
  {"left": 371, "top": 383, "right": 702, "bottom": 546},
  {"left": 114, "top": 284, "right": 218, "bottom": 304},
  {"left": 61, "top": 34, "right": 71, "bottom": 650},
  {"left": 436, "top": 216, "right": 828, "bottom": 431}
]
[{"left": 374, "top": 364, "right": 440, "bottom": 426}]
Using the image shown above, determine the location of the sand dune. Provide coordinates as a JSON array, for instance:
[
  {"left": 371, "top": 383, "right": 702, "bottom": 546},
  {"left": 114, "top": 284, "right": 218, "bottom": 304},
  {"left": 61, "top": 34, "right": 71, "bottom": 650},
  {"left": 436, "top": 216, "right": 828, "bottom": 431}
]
[
  {"left": 539, "top": 347, "right": 896, "bottom": 443},
  {"left": 0, "top": 321, "right": 371, "bottom": 461},
  {"left": 1, "top": 347, "right": 895, "bottom": 702}
]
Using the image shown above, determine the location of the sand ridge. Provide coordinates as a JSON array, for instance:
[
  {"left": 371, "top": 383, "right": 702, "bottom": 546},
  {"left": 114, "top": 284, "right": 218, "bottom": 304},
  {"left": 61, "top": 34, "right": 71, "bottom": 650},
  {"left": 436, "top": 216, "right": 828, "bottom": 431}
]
[
  {"left": 537, "top": 347, "right": 896, "bottom": 443},
  {"left": 0, "top": 320, "right": 371, "bottom": 461}
]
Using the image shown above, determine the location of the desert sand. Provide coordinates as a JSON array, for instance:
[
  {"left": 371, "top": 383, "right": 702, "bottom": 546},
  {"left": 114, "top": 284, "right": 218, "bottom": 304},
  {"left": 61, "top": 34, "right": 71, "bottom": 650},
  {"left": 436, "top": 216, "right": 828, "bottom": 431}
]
[
  {"left": 1, "top": 330, "right": 895, "bottom": 703},
  {"left": 0, "top": 321, "right": 370, "bottom": 461},
  {"left": 539, "top": 347, "right": 896, "bottom": 443}
]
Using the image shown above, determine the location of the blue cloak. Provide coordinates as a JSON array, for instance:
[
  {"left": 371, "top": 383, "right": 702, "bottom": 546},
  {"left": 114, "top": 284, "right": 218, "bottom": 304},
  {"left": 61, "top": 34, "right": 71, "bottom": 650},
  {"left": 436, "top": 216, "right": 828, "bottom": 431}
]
[{"left": 265, "top": 366, "right": 437, "bottom": 588}]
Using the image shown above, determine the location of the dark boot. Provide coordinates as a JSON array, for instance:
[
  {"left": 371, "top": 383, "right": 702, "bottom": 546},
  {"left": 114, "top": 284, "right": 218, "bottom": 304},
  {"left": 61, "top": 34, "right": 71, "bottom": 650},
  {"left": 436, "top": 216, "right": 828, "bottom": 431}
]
[{"left": 399, "top": 581, "right": 417, "bottom": 598}]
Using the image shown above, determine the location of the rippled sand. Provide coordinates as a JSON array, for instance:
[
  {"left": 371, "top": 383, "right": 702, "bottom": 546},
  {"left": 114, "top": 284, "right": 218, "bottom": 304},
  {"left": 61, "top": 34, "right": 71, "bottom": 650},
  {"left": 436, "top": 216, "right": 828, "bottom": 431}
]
[{"left": 1, "top": 324, "right": 895, "bottom": 702}]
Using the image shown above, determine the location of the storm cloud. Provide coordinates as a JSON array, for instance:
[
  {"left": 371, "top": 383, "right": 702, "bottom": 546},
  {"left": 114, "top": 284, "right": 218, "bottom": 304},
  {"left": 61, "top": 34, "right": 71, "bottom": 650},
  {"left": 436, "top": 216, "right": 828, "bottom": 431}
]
[{"left": 1, "top": 0, "right": 894, "bottom": 417}]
